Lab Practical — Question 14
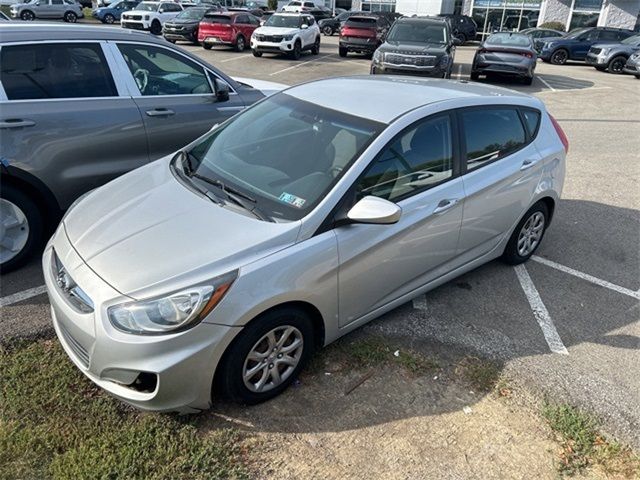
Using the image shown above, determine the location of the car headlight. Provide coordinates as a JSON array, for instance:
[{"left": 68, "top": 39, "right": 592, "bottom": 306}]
[
  {"left": 283, "top": 34, "right": 294, "bottom": 41},
  {"left": 372, "top": 49, "right": 383, "bottom": 63},
  {"left": 108, "top": 271, "right": 237, "bottom": 335},
  {"left": 600, "top": 48, "right": 610, "bottom": 55}
]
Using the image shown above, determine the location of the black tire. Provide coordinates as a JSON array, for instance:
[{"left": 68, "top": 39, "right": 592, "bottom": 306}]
[
  {"left": 20, "top": 10, "right": 35, "bottom": 20},
  {"left": 470, "top": 71, "right": 479, "bottom": 81},
  {"left": 252, "top": 49, "right": 262, "bottom": 57},
  {"left": 550, "top": 48, "right": 568, "bottom": 65},
  {"left": 454, "top": 31, "right": 466, "bottom": 44},
  {"left": 501, "top": 201, "right": 549, "bottom": 265},
  {"left": 235, "top": 35, "right": 246, "bottom": 52},
  {"left": 290, "top": 40, "right": 301, "bottom": 60},
  {"left": 322, "top": 25, "right": 333, "bottom": 36},
  {"left": 166, "top": 38, "right": 176, "bottom": 43},
  {"left": 0, "top": 184, "right": 45, "bottom": 273},
  {"left": 311, "top": 37, "right": 320, "bottom": 55},
  {"left": 523, "top": 75, "right": 533, "bottom": 85},
  {"left": 203, "top": 43, "right": 212, "bottom": 50},
  {"left": 215, "top": 307, "right": 315, "bottom": 404},
  {"left": 338, "top": 46, "right": 347, "bottom": 57},
  {"left": 64, "top": 11, "right": 77, "bottom": 22},
  {"left": 635, "top": 74, "right": 640, "bottom": 79},
  {"left": 607, "top": 55, "right": 627, "bottom": 74},
  {"left": 150, "top": 20, "right": 162, "bottom": 35},
  {"left": 103, "top": 13, "right": 115, "bottom": 24}
]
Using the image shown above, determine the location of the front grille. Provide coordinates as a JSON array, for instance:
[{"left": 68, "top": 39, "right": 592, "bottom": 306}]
[
  {"left": 129, "top": 14, "right": 142, "bottom": 20},
  {"left": 385, "top": 53, "right": 437, "bottom": 67},
  {"left": 256, "top": 35, "right": 283, "bottom": 42},
  {"left": 590, "top": 47, "right": 601, "bottom": 55},
  {"left": 52, "top": 250, "right": 94, "bottom": 313},
  {"left": 59, "top": 322, "right": 90, "bottom": 368}
]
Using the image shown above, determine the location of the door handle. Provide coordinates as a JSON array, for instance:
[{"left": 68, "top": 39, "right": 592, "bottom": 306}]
[
  {"left": 520, "top": 158, "right": 540, "bottom": 170},
  {"left": 433, "top": 198, "right": 459, "bottom": 214},
  {"left": 0, "top": 119, "right": 36, "bottom": 129},
  {"left": 145, "top": 108, "right": 175, "bottom": 117}
]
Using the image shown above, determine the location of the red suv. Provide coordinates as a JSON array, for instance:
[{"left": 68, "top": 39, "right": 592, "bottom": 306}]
[
  {"left": 339, "top": 15, "right": 390, "bottom": 58},
  {"left": 199, "top": 12, "right": 261, "bottom": 52}
]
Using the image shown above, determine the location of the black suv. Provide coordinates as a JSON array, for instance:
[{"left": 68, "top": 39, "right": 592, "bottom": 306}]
[
  {"left": 438, "top": 14, "right": 476, "bottom": 43},
  {"left": 371, "top": 17, "right": 458, "bottom": 78}
]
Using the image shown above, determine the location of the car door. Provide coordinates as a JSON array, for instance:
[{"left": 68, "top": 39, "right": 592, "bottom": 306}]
[
  {"left": 0, "top": 41, "right": 148, "bottom": 209},
  {"left": 335, "top": 113, "right": 465, "bottom": 327},
  {"left": 39, "top": 0, "right": 56, "bottom": 18},
  {"left": 572, "top": 29, "right": 599, "bottom": 59},
  {"left": 235, "top": 14, "right": 250, "bottom": 41},
  {"left": 456, "top": 106, "right": 544, "bottom": 260},
  {"left": 114, "top": 41, "right": 246, "bottom": 161}
]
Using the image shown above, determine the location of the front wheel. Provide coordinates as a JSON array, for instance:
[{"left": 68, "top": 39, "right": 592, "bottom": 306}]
[
  {"left": 0, "top": 185, "right": 44, "bottom": 273},
  {"left": 470, "top": 70, "right": 479, "bottom": 81},
  {"left": 290, "top": 41, "right": 302, "bottom": 60},
  {"left": 150, "top": 20, "right": 162, "bottom": 35},
  {"left": 607, "top": 55, "right": 627, "bottom": 74},
  {"left": 64, "top": 11, "right": 77, "bottom": 22},
  {"left": 215, "top": 307, "right": 315, "bottom": 404},
  {"left": 252, "top": 49, "right": 262, "bottom": 57},
  {"left": 311, "top": 37, "right": 320, "bottom": 55},
  {"left": 20, "top": 10, "right": 35, "bottom": 20},
  {"left": 502, "top": 202, "right": 549, "bottom": 265}
]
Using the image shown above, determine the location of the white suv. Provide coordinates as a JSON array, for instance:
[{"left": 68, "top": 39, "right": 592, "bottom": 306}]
[
  {"left": 120, "top": 1, "right": 182, "bottom": 35},
  {"left": 282, "top": 0, "right": 316, "bottom": 12},
  {"left": 251, "top": 13, "right": 320, "bottom": 59}
]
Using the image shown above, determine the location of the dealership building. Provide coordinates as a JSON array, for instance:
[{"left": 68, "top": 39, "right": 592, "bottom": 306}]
[{"left": 349, "top": 0, "right": 640, "bottom": 36}]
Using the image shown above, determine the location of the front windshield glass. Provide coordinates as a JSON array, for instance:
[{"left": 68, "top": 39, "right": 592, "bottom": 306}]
[
  {"left": 136, "top": 2, "right": 158, "bottom": 11},
  {"left": 265, "top": 14, "right": 301, "bottom": 28},
  {"left": 176, "top": 7, "right": 207, "bottom": 19},
  {"left": 565, "top": 28, "right": 588, "bottom": 39},
  {"left": 186, "top": 94, "right": 383, "bottom": 221},
  {"left": 621, "top": 34, "right": 640, "bottom": 45},
  {"left": 387, "top": 23, "right": 447, "bottom": 44}
]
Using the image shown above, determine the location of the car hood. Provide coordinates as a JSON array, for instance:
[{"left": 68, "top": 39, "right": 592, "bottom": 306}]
[
  {"left": 232, "top": 76, "right": 287, "bottom": 95},
  {"left": 255, "top": 26, "right": 299, "bottom": 35},
  {"left": 166, "top": 18, "right": 199, "bottom": 25},
  {"left": 124, "top": 9, "right": 157, "bottom": 15},
  {"left": 64, "top": 157, "right": 300, "bottom": 298},
  {"left": 379, "top": 41, "right": 449, "bottom": 55}
]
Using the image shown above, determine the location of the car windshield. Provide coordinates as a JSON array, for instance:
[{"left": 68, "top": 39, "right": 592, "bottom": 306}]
[
  {"left": 565, "top": 28, "right": 589, "bottom": 39},
  {"left": 265, "top": 14, "right": 300, "bottom": 28},
  {"left": 185, "top": 93, "right": 384, "bottom": 221},
  {"left": 387, "top": 23, "right": 448, "bottom": 44},
  {"left": 175, "top": 7, "right": 207, "bottom": 19},
  {"left": 486, "top": 33, "right": 531, "bottom": 47},
  {"left": 135, "top": 2, "right": 158, "bottom": 11},
  {"left": 621, "top": 34, "right": 640, "bottom": 45}
]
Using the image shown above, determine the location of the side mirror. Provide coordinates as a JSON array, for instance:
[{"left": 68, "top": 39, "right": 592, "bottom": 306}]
[
  {"left": 346, "top": 196, "right": 401, "bottom": 225},
  {"left": 215, "top": 80, "right": 230, "bottom": 102},
  {"left": 301, "top": 23, "right": 308, "bottom": 29},
  {"left": 452, "top": 37, "right": 462, "bottom": 46}
]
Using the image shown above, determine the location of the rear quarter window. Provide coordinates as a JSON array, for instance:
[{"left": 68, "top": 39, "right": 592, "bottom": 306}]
[{"left": 521, "top": 109, "right": 541, "bottom": 138}]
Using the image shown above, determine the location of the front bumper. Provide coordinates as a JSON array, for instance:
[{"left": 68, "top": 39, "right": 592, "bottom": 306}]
[
  {"left": 164, "top": 30, "right": 197, "bottom": 42},
  {"left": 251, "top": 39, "right": 295, "bottom": 53},
  {"left": 121, "top": 20, "right": 150, "bottom": 30},
  {"left": 43, "top": 226, "right": 241, "bottom": 412},
  {"left": 371, "top": 62, "right": 448, "bottom": 78},
  {"left": 585, "top": 53, "right": 608, "bottom": 66},
  {"left": 623, "top": 63, "right": 640, "bottom": 75}
]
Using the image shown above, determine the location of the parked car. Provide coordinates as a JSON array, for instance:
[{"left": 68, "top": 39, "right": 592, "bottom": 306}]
[
  {"left": 251, "top": 13, "right": 320, "bottom": 59},
  {"left": 10, "top": 0, "right": 84, "bottom": 22},
  {"left": 281, "top": 0, "right": 316, "bottom": 12},
  {"left": 44, "top": 75, "right": 567, "bottom": 411},
  {"left": 199, "top": 11, "right": 260, "bottom": 51},
  {"left": 121, "top": 1, "right": 182, "bottom": 35},
  {"left": 586, "top": 33, "right": 640, "bottom": 74},
  {"left": 438, "top": 13, "right": 476, "bottom": 43},
  {"left": 163, "top": 6, "right": 214, "bottom": 44},
  {"left": 307, "top": 7, "right": 330, "bottom": 23},
  {"left": 623, "top": 51, "right": 640, "bottom": 78},
  {"left": 93, "top": 0, "right": 139, "bottom": 23},
  {"left": 539, "top": 26, "right": 633, "bottom": 65},
  {"left": 339, "top": 15, "right": 390, "bottom": 58},
  {"left": 471, "top": 32, "right": 537, "bottom": 85},
  {"left": 0, "top": 25, "right": 285, "bottom": 271},
  {"left": 318, "top": 10, "right": 362, "bottom": 36},
  {"left": 371, "top": 16, "right": 458, "bottom": 78},
  {"left": 522, "top": 27, "right": 564, "bottom": 53}
]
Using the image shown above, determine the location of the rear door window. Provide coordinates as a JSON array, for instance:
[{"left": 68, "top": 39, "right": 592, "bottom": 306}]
[
  {"left": 0, "top": 43, "right": 117, "bottom": 100},
  {"left": 460, "top": 108, "right": 527, "bottom": 171}
]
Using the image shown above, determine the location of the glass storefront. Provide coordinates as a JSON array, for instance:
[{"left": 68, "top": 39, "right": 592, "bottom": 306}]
[
  {"left": 471, "top": 0, "right": 542, "bottom": 38},
  {"left": 569, "top": 0, "right": 602, "bottom": 30},
  {"left": 361, "top": 0, "right": 396, "bottom": 11}
]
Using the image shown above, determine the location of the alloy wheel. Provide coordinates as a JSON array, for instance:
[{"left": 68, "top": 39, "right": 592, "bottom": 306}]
[
  {"left": 0, "top": 198, "right": 30, "bottom": 265},
  {"left": 610, "top": 57, "right": 625, "bottom": 74},
  {"left": 104, "top": 13, "right": 115, "bottom": 23},
  {"left": 242, "top": 325, "right": 304, "bottom": 393},
  {"left": 551, "top": 49, "right": 568, "bottom": 65},
  {"left": 516, "top": 211, "right": 545, "bottom": 257}
]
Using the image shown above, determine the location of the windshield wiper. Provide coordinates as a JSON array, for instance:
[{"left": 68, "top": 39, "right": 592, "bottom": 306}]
[{"left": 172, "top": 153, "right": 224, "bottom": 206}]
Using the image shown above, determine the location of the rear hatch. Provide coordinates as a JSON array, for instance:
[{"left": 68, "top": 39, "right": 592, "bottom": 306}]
[
  {"left": 478, "top": 46, "right": 534, "bottom": 65},
  {"left": 200, "top": 14, "right": 234, "bottom": 40},
  {"left": 341, "top": 16, "right": 377, "bottom": 40}
]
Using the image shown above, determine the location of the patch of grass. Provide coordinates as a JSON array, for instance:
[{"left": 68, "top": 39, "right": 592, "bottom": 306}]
[
  {"left": 455, "top": 356, "right": 500, "bottom": 392},
  {"left": 394, "top": 350, "right": 439, "bottom": 376},
  {"left": 542, "top": 402, "right": 640, "bottom": 476},
  {"left": 0, "top": 340, "right": 248, "bottom": 479}
]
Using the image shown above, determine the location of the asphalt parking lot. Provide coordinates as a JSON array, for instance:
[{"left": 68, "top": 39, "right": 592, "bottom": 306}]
[{"left": 1, "top": 33, "right": 639, "bottom": 449}]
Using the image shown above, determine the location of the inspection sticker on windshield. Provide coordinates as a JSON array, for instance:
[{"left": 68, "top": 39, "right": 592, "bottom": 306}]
[{"left": 279, "top": 192, "right": 306, "bottom": 208}]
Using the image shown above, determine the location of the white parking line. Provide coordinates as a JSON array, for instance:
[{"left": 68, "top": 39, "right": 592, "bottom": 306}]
[
  {"left": 532, "top": 255, "right": 640, "bottom": 299},
  {"left": 0, "top": 285, "right": 47, "bottom": 308},
  {"left": 220, "top": 54, "right": 253, "bottom": 63},
  {"left": 269, "top": 54, "right": 334, "bottom": 76},
  {"left": 537, "top": 86, "right": 612, "bottom": 94},
  {"left": 514, "top": 264, "right": 568, "bottom": 355},
  {"left": 537, "top": 75, "right": 556, "bottom": 92}
]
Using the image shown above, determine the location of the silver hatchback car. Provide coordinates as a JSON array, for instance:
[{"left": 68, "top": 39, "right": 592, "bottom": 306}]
[{"left": 44, "top": 76, "right": 568, "bottom": 412}]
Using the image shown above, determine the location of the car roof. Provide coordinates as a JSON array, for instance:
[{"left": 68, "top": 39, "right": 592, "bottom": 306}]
[
  {"left": 284, "top": 76, "right": 531, "bottom": 124},
  {"left": 0, "top": 24, "right": 174, "bottom": 44},
  {"left": 273, "top": 12, "right": 309, "bottom": 16},
  {"left": 397, "top": 16, "right": 447, "bottom": 25}
]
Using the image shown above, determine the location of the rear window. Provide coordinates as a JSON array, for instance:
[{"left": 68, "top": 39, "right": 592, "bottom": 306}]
[
  {"left": 203, "top": 13, "right": 231, "bottom": 23},
  {"left": 345, "top": 17, "right": 376, "bottom": 27},
  {"left": 486, "top": 33, "right": 531, "bottom": 47},
  {"left": 0, "top": 43, "right": 117, "bottom": 100}
]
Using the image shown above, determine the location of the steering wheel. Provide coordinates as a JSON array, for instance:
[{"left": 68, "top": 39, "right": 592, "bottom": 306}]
[{"left": 133, "top": 68, "right": 149, "bottom": 93}]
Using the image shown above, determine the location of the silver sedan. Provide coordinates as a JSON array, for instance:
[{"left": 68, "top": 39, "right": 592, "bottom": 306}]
[{"left": 44, "top": 76, "right": 568, "bottom": 412}]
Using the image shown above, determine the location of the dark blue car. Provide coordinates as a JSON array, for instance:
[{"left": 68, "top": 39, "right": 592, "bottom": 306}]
[
  {"left": 539, "top": 26, "right": 633, "bottom": 65},
  {"left": 93, "top": 0, "right": 139, "bottom": 23}
]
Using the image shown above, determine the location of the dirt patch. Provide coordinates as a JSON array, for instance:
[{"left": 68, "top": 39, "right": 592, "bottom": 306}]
[{"left": 205, "top": 336, "right": 561, "bottom": 480}]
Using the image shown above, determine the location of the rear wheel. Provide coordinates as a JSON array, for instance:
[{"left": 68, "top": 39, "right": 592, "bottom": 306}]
[
  {"left": 322, "top": 25, "right": 333, "bottom": 36},
  {"left": 103, "top": 13, "right": 115, "bottom": 24},
  {"left": 150, "top": 20, "right": 162, "bottom": 35},
  {"left": 0, "top": 185, "right": 44, "bottom": 273},
  {"left": 338, "top": 46, "right": 347, "bottom": 57},
  {"left": 20, "top": 10, "right": 35, "bottom": 20},
  {"left": 470, "top": 71, "right": 479, "bottom": 81},
  {"left": 550, "top": 48, "right": 568, "bottom": 65},
  {"left": 523, "top": 75, "right": 533, "bottom": 85},
  {"left": 215, "top": 307, "right": 315, "bottom": 404},
  {"left": 502, "top": 202, "right": 549, "bottom": 265},
  {"left": 311, "top": 37, "right": 320, "bottom": 55},
  {"left": 252, "top": 49, "right": 262, "bottom": 57},
  {"left": 64, "top": 11, "right": 77, "bottom": 22},
  {"left": 454, "top": 31, "right": 466, "bottom": 44},
  {"left": 235, "top": 35, "right": 246, "bottom": 52},
  {"left": 203, "top": 43, "right": 212, "bottom": 50},
  {"left": 607, "top": 55, "right": 627, "bottom": 74}
]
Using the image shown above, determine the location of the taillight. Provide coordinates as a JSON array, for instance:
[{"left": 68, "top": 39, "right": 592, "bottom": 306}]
[
  {"left": 549, "top": 114, "right": 569, "bottom": 153},
  {"left": 521, "top": 52, "right": 533, "bottom": 58}
]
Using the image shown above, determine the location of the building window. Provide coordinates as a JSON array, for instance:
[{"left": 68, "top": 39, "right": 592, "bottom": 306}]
[
  {"left": 569, "top": 0, "right": 602, "bottom": 30},
  {"left": 471, "top": 0, "right": 542, "bottom": 39},
  {"left": 362, "top": 0, "right": 395, "bottom": 11}
]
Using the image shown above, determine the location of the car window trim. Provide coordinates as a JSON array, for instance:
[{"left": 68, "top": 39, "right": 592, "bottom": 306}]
[{"left": 456, "top": 104, "right": 532, "bottom": 175}]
